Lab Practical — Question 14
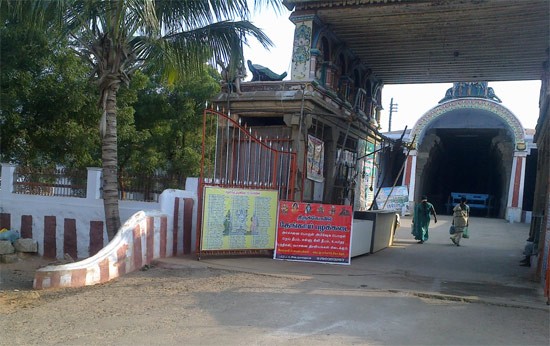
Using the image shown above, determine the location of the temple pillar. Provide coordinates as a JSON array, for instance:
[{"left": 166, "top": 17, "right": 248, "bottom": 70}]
[
  {"left": 310, "top": 49, "right": 321, "bottom": 80},
  {"left": 325, "top": 64, "right": 338, "bottom": 91},
  {"left": 403, "top": 150, "right": 417, "bottom": 209},
  {"left": 506, "top": 151, "right": 527, "bottom": 222},
  {"left": 324, "top": 126, "right": 340, "bottom": 203},
  {"left": 285, "top": 113, "right": 312, "bottom": 202},
  {"left": 290, "top": 16, "right": 315, "bottom": 81}
]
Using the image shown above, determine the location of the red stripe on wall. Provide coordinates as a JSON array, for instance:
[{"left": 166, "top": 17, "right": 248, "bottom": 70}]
[
  {"left": 34, "top": 272, "right": 46, "bottom": 290},
  {"left": 99, "top": 258, "right": 110, "bottom": 283},
  {"left": 512, "top": 157, "right": 523, "bottom": 208},
  {"left": 71, "top": 269, "right": 87, "bottom": 287},
  {"left": 0, "top": 213, "right": 11, "bottom": 230},
  {"left": 64, "top": 218, "right": 77, "bottom": 260},
  {"left": 89, "top": 221, "right": 104, "bottom": 257},
  {"left": 183, "top": 198, "right": 194, "bottom": 254},
  {"left": 44, "top": 216, "right": 57, "bottom": 258},
  {"left": 50, "top": 272, "right": 61, "bottom": 288},
  {"left": 404, "top": 156, "right": 413, "bottom": 187},
  {"left": 160, "top": 217, "right": 167, "bottom": 258},
  {"left": 146, "top": 217, "right": 154, "bottom": 264},
  {"left": 173, "top": 197, "right": 180, "bottom": 256},
  {"left": 116, "top": 244, "right": 129, "bottom": 276},
  {"left": 133, "top": 224, "right": 143, "bottom": 270},
  {"left": 21, "top": 215, "right": 32, "bottom": 239}
]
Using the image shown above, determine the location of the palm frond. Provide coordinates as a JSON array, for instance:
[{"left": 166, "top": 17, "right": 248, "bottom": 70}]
[
  {"left": 1, "top": 0, "right": 65, "bottom": 32},
  {"left": 6, "top": 0, "right": 278, "bottom": 90},
  {"left": 253, "top": 0, "right": 283, "bottom": 14},
  {"left": 148, "top": 20, "right": 272, "bottom": 81},
  {"left": 154, "top": 0, "right": 251, "bottom": 32}
]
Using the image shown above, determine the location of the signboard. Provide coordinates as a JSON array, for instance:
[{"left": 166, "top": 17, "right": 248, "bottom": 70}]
[
  {"left": 307, "top": 135, "right": 324, "bottom": 182},
  {"left": 201, "top": 187, "right": 278, "bottom": 251},
  {"left": 274, "top": 202, "right": 353, "bottom": 265},
  {"left": 357, "top": 140, "right": 376, "bottom": 210},
  {"left": 375, "top": 186, "right": 410, "bottom": 212}
]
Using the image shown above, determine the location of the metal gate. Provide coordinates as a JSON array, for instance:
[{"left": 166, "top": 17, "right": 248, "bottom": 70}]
[{"left": 196, "top": 105, "right": 297, "bottom": 256}]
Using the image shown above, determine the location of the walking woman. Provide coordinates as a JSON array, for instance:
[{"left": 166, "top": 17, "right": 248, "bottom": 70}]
[
  {"left": 412, "top": 195, "right": 437, "bottom": 244},
  {"left": 451, "top": 196, "right": 470, "bottom": 246}
]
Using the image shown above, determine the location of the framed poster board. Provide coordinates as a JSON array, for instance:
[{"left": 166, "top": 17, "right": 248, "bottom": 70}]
[
  {"left": 274, "top": 202, "right": 353, "bottom": 265},
  {"left": 307, "top": 135, "right": 324, "bottom": 182},
  {"left": 375, "top": 186, "right": 409, "bottom": 212},
  {"left": 201, "top": 187, "right": 278, "bottom": 251}
]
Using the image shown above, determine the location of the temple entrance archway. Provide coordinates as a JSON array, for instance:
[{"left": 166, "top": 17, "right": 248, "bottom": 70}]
[
  {"left": 406, "top": 88, "right": 528, "bottom": 220},
  {"left": 416, "top": 127, "right": 513, "bottom": 218}
]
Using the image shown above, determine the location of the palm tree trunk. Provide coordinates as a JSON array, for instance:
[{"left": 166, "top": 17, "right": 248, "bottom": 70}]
[{"left": 102, "top": 83, "right": 121, "bottom": 240}]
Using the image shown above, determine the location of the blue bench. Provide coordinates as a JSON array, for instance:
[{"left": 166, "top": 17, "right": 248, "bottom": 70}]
[{"left": 446, "top": 192, "right": 492, "bottom": 216}]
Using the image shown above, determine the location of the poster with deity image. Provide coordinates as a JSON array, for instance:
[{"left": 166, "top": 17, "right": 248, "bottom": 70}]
[
  {"left": 201, "top": 187, "right": 278, "bottom": 251},
  {"left": 307, "top": 135, "right": 325, "bottom": 182}
]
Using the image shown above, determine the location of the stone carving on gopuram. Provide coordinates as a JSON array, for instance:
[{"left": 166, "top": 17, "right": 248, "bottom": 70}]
[
  {"left": 439, "top": 82, "right": 502, "bottom": 103},
  {"left": 413, "top": 82, "right": 525, "bottom": 150}
]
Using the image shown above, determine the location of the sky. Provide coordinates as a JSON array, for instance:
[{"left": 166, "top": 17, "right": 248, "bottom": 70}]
[{"left": 243, "top": 5, "right": 542, "bottom": 132}]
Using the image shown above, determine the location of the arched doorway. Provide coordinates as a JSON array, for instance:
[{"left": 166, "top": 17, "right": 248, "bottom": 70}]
[
  {"left": 408, "top": 84, "right": 527, "bottom": 219},
  {"left": 415, "top": 113, "right": 514, "bottom": 217}
]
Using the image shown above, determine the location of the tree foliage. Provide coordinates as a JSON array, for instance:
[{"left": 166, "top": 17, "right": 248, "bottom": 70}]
[
  {"left": 3, "top": 0, "right": 278, "bottom": 240},
  {"left": 127, "top": 67, "right": 220, "bottom": 177},
  {"left": 0, "top": 19, "right": 220, "bottom": 178},
  {"left": 0, "top": 17, "right": 101, "bottom": 168}
]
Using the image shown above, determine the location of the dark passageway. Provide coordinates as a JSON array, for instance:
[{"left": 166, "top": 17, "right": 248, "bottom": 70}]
[{"left": 416, "top": 120, "right": 515, "bottom": 217}]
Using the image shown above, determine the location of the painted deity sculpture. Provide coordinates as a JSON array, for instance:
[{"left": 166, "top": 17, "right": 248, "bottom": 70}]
[{"left": 439, "top": 82, "right": 502, "bottom": 103}]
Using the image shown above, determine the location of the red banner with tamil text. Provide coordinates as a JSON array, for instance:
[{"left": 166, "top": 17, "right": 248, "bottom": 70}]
[{"left": 274, "top": 202, "right": 353, "bottom": 265}]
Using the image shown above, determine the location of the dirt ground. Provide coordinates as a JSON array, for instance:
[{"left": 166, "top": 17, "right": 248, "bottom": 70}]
[
  {"left": 1, "top": 217, "right": 549, "bottom": 345},
  {"left": 1, "top": 258, "right": 549, "bottom": 345},
  {"left": 0, "top": 262, "right": 315, "bottom": 344},
  {"left": 0, "top": 253, "right": 80, "bottom": 314},
  {"left": 0, "top": 256, "right": 54, "bottom": 313}
]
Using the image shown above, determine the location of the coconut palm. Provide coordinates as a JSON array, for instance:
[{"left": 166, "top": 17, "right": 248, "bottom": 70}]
[{"left": 4, "top": 0, "right": 277, "bottom": 240}]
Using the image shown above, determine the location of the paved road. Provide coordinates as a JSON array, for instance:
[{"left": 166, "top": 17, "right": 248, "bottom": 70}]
[
  {"left": 1, "top": 216, "right": 548, "bottom": 345},
  {"left": 193, "top": 215, "right": 547, "bottom": 305}
]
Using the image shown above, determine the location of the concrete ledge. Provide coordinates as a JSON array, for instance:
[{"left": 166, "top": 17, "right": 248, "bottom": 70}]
[{"left": 33, "top": 210, "right": 169, "bottom": 290}]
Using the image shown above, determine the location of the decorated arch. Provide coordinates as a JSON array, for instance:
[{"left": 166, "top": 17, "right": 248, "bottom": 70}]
[{"left": 411, "top": 98, "right": 526, "bottom": 150}]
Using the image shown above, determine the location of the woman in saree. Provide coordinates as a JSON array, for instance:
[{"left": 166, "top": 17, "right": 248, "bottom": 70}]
[
  {"left": 451, "top": 196, "right": 470, "bottom": 246},
  {"left": 412, "top": 195, "right": 437, "bottom": 244}
]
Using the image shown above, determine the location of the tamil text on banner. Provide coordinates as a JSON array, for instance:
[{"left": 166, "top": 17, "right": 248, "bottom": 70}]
[
  {"left": 201, "top": 187, "right": 278, "bottom": 251},
  {"left": 307, "top": 135, "right": 324, "bottom": 182},
  {"left": 275, "top": 202, "right": 353, "bottom": 265},
  {"left": 375, "top": 186, "right": 410, "bottom": 213}
]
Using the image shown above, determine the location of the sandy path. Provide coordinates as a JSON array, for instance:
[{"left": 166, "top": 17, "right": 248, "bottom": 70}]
[{"left": 1, "top": 262, "right": 548, "bottom": 345}]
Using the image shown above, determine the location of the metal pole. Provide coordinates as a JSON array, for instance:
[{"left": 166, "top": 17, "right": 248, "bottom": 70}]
[
  {"left": 267, "top": 142, "right": 273, "bottom": 187},
  {"left": 214, "top": 111, "right": 219, "bottom": 184},
  {"left": 247, "top": 127, "right": 252, "bottom": 186},
  {"left": 388, "top": 97, "right": 398, "bottom": 132},
  {"left": 388, "top": 97, "right": 393, "bottom": 132},
  {"left": 236, "top": 119, "right": 241, "bottom": 185},
  {"left": 286, "top": 149, "right": 292, "bottom": 200},
  {"left": 224, "top": 113, "right": 230, "bottom": 184},
  {"left": 263, "top": 137, "right": 269, "bottom": 186},
  {"left": 298, "top": 86, "right": 306, "bottom": 202}
]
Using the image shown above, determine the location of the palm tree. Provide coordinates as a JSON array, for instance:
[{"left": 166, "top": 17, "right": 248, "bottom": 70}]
[{"left": 4, "top": 0, "right": 277, "bottom": 240}]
